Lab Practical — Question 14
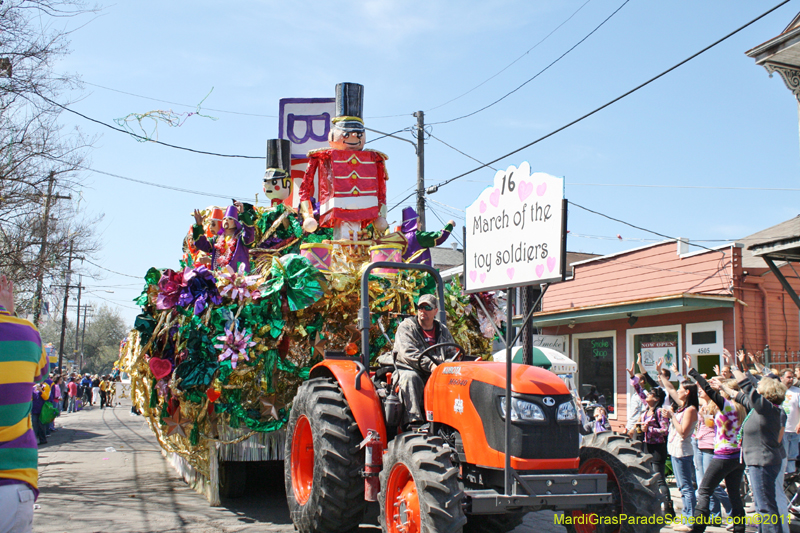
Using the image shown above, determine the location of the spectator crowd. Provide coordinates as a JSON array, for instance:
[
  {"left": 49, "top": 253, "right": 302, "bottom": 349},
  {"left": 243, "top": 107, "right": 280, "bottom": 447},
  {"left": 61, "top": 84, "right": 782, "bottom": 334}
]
[{"left": 613, "top": 348, "right": 800, "bottom": 533}]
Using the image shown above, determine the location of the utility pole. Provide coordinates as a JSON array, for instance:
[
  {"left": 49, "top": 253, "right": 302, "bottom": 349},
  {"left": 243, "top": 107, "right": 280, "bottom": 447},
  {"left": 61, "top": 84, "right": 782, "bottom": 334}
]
[
  {"left": 413, "top": 111, "right": 426, "bottom": 231},
  {"left": 79, "top": 304, "right": 91, "bottom": 372},
  {"left": 57, "top": 240, "right": 74, "bottom": 375},
  {"left": 74, "top": 274, "right": 84, "bottom": 360},
  {"left": 32, "top": 171, "right": 71, "bottom": 327}
]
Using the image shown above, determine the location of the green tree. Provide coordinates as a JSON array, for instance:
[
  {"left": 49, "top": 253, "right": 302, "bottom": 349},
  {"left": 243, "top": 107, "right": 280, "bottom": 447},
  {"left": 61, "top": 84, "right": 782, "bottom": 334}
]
[{"left": 40, "top": 304, "right": 128, "bottom": 375}]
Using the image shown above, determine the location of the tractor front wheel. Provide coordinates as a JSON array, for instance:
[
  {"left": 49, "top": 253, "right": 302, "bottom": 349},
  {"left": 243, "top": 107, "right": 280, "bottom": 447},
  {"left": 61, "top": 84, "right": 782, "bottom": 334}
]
[
  {"left": 563, "top": 432, "right": 662, "bottom": 533},
  {"left": 284, "top": 377, "right": 365, "bottom": 533},
  {"left": 380, "top": 432, "right": 467, "bottom": 533}
]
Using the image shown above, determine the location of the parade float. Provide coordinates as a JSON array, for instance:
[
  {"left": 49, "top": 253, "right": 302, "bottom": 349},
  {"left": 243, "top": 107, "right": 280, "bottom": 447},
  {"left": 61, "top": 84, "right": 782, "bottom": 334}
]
[{"left": 119, "top": 83, "right": 503, "bottom": 504}]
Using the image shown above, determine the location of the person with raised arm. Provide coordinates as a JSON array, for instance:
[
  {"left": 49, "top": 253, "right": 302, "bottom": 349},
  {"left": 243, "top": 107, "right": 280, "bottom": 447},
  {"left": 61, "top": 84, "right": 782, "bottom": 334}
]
[
  {"left": 713, "top": 349, "right": 788, "bottom": 533},
  {"left": 627, "top": 355, "right": 674, "bottom": 517},
  {"left": 685, "top": 352, "right": 748, "bottom": 533},
  {"left": 624, "top": 356, "right": 648, "bottom": 437}
]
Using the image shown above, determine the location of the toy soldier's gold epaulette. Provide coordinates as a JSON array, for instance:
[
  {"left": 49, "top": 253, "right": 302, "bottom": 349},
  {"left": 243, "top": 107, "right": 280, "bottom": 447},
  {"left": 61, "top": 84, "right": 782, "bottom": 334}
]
[{"left": 365, "top": 148, "right": 388, "bottom": 160}]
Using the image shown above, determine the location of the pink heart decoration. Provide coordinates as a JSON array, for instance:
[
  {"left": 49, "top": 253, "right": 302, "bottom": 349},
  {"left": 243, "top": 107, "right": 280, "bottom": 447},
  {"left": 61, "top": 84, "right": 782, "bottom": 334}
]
[
  {"left": 535, "top": 264, "right": 545, "bottom": 278},
  {"left": 489, "top": 188, "right": 501, "bottom": 207},
  {"left": 547, "top": 257, "right": 557, "bottom": 272},
  {"left": 149, "top": 358, "right": 173, "bottom": 380},
  {"left": 536, "top": 182, "right": 547, "bottom": 196},
  {"left": 518, "top": 181, "right": 533, "bottom": 202},
  {"left": 506, "top": 268, "right": 515, "bottom": 280},
  {"left": 479, "top": 201, "right": 487, "bottom": 214},
  {"left": 469, "top": 270, "right": 477, "bottom": 282},
  {"left": 479, "top": 273, "right": 487, "bottom": 283}
]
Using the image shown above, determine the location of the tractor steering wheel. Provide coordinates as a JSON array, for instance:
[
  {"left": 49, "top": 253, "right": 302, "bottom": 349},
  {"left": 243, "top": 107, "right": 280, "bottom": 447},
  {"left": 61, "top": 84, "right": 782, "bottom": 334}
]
[{"left": 418, "top": 342, "right": 465, "bottom": 370}]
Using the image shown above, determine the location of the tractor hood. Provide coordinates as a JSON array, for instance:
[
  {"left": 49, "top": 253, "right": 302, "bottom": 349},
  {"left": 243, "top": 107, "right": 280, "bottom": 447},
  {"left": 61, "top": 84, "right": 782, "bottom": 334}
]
[{"left": 432, "top": 361, "right": 570, "bottom": 396}]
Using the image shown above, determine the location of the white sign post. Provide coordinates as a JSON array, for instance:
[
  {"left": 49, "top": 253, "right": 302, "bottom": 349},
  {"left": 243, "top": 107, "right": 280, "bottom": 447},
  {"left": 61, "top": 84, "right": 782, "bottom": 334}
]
[{"left": 464, "top": 162, "right": 566, "bottom": 293}]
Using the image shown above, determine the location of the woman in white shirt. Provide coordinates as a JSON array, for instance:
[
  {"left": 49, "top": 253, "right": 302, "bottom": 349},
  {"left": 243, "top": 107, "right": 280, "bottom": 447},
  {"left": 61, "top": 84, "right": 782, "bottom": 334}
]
[{"left": 658, "top": 358, "right": 699, "bottom": 532}]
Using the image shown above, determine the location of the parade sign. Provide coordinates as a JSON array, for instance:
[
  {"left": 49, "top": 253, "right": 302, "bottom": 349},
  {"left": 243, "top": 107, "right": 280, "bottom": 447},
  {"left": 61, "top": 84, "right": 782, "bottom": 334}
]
[{"left": 464, "top": 162, "right": 566, "bottom": 293}]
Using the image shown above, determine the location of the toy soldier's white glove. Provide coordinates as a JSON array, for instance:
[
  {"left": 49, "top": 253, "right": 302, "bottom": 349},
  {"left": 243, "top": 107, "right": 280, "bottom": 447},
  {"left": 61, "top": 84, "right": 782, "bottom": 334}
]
[{"left": 373, "top": 216, "right": 388, "bottom": 233}]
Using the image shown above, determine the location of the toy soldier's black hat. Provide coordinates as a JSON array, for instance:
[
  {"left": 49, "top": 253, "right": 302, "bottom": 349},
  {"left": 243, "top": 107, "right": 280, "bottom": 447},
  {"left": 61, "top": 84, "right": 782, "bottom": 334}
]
[
  {"left": 264, "top": 139, "right": 292, "bottom": 180},
  {"left": 331, "top": 82, "right": 365, "bottom": 132}
]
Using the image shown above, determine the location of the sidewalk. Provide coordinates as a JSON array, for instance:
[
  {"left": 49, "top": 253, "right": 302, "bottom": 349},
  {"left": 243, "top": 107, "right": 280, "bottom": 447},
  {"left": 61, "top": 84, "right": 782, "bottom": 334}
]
[
  {"left": 30, "top": 398, "right": 755, "bottom": 533},
  {"left": 34, "top": 399, "right": 296, "bottom": 533}
]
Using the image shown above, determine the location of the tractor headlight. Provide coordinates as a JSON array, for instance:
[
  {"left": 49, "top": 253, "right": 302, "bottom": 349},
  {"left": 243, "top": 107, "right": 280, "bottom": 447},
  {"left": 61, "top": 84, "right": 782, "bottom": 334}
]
[
  {"left": 557, "top": 400, "right": 578, "bottom": 422},
  {"left": 498, "top": 398, "right": 545, "bottom": 422}
]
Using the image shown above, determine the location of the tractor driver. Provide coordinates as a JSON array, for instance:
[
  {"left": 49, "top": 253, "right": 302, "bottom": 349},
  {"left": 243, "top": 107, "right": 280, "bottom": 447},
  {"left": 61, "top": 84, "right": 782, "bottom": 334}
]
[{"left": 391, "top": 294, "right": 458, "bottom": 427}]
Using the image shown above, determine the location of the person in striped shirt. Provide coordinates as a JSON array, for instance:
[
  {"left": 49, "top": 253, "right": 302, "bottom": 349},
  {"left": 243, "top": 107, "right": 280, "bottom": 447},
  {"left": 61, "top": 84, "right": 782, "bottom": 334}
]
[{"left": 0, "top": 275, "right": 48, "bottom": 533}]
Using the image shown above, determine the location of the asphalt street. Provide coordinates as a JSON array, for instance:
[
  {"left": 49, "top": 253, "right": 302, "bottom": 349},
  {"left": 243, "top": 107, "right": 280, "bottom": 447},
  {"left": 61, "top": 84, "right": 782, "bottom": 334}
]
[{"left": 31, "top": 398, "right": 746, "bottom": 533}]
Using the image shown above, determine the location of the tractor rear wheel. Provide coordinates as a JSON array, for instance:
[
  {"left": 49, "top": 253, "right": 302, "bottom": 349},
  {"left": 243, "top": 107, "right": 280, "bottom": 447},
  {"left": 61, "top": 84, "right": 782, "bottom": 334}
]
[
  {"left": 380, "top": 432, "right": 467, "bottom": 533},
  {"left": 563, "top": 432, "right": 661, "bottom": 533},
  {"left": 284, "top": 377, "right": 365, "bottom": 533}
]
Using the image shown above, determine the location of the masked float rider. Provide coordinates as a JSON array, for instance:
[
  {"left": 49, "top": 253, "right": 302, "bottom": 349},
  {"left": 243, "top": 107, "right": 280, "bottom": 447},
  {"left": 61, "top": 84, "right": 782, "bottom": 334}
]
[
  {"left": 391, "top": 294, "right": 458, "bottom": 427},
  {"left": 192, "top": 202, "right": 255, "bottom": 272},
  {"left": 298, "top": 82, "right": 388, "bottom": 240}
]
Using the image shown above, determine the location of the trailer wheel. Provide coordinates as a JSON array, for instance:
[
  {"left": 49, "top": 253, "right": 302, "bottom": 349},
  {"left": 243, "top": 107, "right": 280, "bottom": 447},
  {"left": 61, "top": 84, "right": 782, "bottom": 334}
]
[
  {"left": 380, "top": 432, "right": 467, "bottom": 533},
  {"left": 284, "top": 377, "right": 365, "bottom": 533},
  {"left": 218, "top": 462, "right": 247, "bottom": 499},
  {"left": 563, "top": 432, "right": 661, "bottom": 533},
  {"left": 463, "top": 512, "right": 525, "bottom": 533}
]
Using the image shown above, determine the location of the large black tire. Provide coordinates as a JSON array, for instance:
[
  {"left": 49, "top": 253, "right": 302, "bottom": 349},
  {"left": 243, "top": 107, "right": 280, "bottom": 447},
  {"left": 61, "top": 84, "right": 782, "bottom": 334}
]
[
  {"left": 218, "top": 462, "right": 247, "bottom": 499},
  {"left": 463, "top": 512, "right": 525, "bottom": 533},
  {"left": 563, "top": 432, "right": 662, "bottom": 533},
  {"left": 284, "top": 377, "right": 365, "bottom": 533},
  {"left": 380, "top": 432, "right": 467, "bottom": 533}
]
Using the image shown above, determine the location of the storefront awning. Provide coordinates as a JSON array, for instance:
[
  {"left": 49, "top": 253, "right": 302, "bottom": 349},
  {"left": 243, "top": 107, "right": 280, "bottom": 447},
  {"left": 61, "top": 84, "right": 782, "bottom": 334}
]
[{"left": 512, "top": 293, "right": 738, "bottom": 329}]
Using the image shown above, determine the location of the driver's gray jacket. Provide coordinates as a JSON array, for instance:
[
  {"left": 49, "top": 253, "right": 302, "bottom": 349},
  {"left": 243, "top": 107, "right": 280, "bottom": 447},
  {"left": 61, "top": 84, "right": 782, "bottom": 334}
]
[{"left": 392, "top": 316, "right": 456, "bottom": 375}]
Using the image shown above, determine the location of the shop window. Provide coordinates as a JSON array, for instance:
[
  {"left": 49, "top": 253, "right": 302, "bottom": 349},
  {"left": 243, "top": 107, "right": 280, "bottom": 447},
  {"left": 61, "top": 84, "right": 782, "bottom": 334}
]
[
  {"left": 633, "top": 331, "right": 680, "bottom": 382},
  {"left": 574, "top": 333, "right": 616, "bottom": 417}
]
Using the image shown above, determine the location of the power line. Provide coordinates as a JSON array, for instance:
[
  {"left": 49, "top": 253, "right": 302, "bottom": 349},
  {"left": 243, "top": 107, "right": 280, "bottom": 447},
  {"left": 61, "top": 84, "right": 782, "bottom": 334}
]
[
  {"left": 429, "top": 0, "right": 630, "bottom": 125},
  {"left": 87, "top": 292, "right": 141, "bottom": 311},
  {"left": 428, "top": 133, "right": 497, "bottom": 171},
  {"left": 39, "top": 94, "right": 263, "bottom": 159},
  {"left": 80, "top": 80, "right": 279, "bottom": 118},
  {"left": 427, "top": 0, "right": 791, "bottom": 191},
  {"left": 83, "top": 166, "right": 250, "bottom": 200},
  {"left": 82, "top": 258, "right": 142, "bottom": 279},
  {"left": 426, "top": 200, "right": 464, "bottom": 249},
  {"left": 388, "top": 190, "right": 417, "bottom": 213},
  {"left": 425, "top": 0, "right": 594, "bottom": 114},
  {"left": 569, "top": 201, "right": 723, "bottom": 255}
]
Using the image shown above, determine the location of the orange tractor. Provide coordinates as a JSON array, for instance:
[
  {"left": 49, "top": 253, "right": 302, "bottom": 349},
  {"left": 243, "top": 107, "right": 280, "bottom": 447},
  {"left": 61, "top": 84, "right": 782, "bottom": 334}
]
[{"left": 284, "top": 262, "right": 661, "bottom": 533}]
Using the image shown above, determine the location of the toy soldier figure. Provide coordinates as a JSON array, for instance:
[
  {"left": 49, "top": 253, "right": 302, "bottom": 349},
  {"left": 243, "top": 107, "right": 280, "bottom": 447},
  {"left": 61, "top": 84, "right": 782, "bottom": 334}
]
[
  {"left": 263, "top": 139, "right": 293, "bottom": 208},
  {"left": 298, "top": 82, "right": 389, "bottom": 240}
]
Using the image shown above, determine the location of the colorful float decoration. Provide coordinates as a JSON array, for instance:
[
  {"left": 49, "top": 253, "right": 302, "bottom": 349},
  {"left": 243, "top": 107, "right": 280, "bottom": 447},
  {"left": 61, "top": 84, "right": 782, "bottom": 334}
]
[{"left": 121, "top": 83, "right": 501, "bottom": 477}]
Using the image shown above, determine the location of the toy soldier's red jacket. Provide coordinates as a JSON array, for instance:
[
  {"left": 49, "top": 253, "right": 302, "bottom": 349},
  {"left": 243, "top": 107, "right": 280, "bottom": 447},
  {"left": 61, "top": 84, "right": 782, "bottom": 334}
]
[{"left": 299, "top": 148, "right": 388, "bottom": 228}]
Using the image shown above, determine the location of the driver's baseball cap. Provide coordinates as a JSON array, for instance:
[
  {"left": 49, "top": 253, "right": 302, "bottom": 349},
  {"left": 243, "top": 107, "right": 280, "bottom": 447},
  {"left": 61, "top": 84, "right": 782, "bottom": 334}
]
[{"left": 418, "top": 294, "right": 438, "bottom": 309}]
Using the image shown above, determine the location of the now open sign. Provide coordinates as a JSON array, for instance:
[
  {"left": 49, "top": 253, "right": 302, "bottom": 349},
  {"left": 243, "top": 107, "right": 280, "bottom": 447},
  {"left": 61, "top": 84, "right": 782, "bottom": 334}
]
[{"left": 464, "top": 162, "right": 567, "bottom": 293}]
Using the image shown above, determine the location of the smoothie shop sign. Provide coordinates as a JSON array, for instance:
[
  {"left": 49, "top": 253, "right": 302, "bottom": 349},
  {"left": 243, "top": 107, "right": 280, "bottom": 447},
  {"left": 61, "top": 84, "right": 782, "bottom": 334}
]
[{"left": 464, "top": 162, "right": 567, "bottom": 293}]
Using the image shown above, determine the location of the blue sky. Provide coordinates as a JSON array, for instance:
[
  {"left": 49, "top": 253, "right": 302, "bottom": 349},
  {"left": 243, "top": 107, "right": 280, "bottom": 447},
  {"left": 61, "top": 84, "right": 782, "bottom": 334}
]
[{"left": 50, "top": 0, "right": 800, "bottom": 326}]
